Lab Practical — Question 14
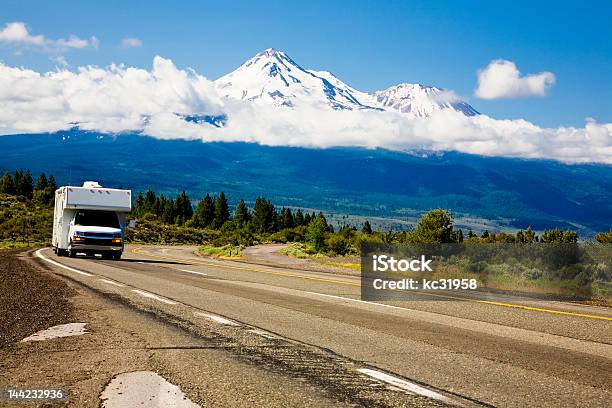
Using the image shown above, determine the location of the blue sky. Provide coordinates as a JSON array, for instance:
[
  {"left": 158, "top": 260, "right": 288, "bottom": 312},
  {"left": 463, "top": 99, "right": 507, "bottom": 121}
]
[{"left": 1, "top": 0, "right": 610, "bottom": 127}]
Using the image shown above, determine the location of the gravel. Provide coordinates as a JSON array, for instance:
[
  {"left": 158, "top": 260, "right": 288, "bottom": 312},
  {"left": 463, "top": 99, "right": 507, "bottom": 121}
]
[{"left": 0, "top": 248, "right": 75, "bottom": 346}]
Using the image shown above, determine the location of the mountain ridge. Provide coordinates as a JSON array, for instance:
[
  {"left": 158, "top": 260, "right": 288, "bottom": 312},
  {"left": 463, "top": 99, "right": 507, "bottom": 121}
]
[
  {"left": 215, "top": 48, "right": 478, "bottom": 116},
  {"left": 1, "top": 131, "right": 610, "bottom": 237}
]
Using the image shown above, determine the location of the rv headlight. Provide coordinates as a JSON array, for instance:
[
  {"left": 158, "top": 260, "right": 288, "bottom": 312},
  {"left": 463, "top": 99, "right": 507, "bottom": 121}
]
[{"left": 74, "top": 231, "right": 86, "bottom": 237}]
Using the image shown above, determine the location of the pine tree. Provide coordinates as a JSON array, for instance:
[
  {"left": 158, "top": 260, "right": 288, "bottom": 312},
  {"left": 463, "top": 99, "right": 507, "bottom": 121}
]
[
  {"left": 317, "top": 212, "right": 331, "bottom": 232},
  {"left": 252, "top": 197, "right": 276, "bottom": 233},
  {"left": 143, "top": 190, "right": 157, "bottom": 215},
  {"left": 213, "top": 192, "right": 230, "bottom": 229},
  {"left": 193, "top": 193, "right": 215, "bottom": 228},
  {"left": 174, "top": 191, "right": 193, "bottom": 225},
  {"left": 234, "top": 199, "right": 250, "bottom": 225},
  {"left": 47, "top": 175, "right": 57, "bottom": 192},
  {"left": 155, "top": 195, "right": 166, "bottom": 219},
  {"left": 306, "top": 215, "right": 328, "bottom": 252},
  {"left": 43, "top": 174, "right": 58, "bottom": 205},
  {"left": 161, "top": 196, "right": 176, "bottom": 224},
  {"left": 279, "top": 207, "right": 295, "bottom": 229},
  {"left": 362, "top": 220, "right": 373, "bottom": 234},
  {"left": 294, "top": 209, "right": 304, "bottom": 226},
  {"left": 14, "top": 169, "right": 33, "bottom": 198},
  {"left": 33, "top": 173, "right": 54, "bottom": 204},
  {"left": 0, "top": 172, "right": 16, "bottom": 195},
  {"left": 34, "top": 173, "right": 48, "bottom": 191},
  {"left": 134, "top": 192, "right": 145, "bottom": 218},
  {"left": 23, "top": 169, "right": 33, "bottom": 198}
]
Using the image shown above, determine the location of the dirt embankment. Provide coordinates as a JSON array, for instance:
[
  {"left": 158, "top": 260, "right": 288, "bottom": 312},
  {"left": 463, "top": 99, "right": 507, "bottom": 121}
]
[{"left": 0, "top": 248, "right": 75, "bottom": 347}]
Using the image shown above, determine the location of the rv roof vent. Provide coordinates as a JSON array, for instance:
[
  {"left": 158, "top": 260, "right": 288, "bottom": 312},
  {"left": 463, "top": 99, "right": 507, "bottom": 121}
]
[{"left": 83, "top": 181, "right": 102, "bottom": 188}]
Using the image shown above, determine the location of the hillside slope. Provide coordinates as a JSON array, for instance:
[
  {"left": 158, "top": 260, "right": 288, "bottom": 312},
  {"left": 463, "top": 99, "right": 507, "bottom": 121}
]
[{"left": 1, "top": 131, "right": 611, "bottom": 236}]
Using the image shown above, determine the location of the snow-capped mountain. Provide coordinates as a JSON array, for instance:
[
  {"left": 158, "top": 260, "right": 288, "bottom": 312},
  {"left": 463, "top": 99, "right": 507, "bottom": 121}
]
[
  {"left": 215, "top": 48, "right": 379, "bottom": 111},
  {"left": 374, "top": 84, "right": 479, "bottom": 117},
  {"left": 215, "top": 48, "right": 478, "bottom": 117}
]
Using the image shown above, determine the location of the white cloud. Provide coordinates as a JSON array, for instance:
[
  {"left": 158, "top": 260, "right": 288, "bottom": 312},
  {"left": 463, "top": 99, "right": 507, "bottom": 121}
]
[
  {"left": 0, "top": 57, "right": 609, "bottom": 164},
  {"left": 121, "top": 37, "right": 142, "bottom": 49},
  {"left": 0, "top": 21, "right": 45, "bottom": 45},
  {"left": 0, "top": 21, "right": 98, "bottom": 52},
  {"left": 475, "top": 59, "right": 556, "bottom": 99}
]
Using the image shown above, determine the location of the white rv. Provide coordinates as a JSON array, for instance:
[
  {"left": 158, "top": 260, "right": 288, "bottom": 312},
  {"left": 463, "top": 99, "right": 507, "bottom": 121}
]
[{"left": 52, "top": 181, "right": 132, "bottom": 260}]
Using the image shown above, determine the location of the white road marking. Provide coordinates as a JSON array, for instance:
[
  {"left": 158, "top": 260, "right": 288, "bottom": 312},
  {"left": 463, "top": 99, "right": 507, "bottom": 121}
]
[
  {"left": 131, "top": 289, "right": 177, "bottom": 305},
  {"left": 179, "top": 269, "right": 208, "bottom": 276},
  {"left": 194, "top": 312, "right": 240, "bottom": 326},
  {"left": 357, "top": 368, "right": 456, "bottom": 404},
  {"left": 21, "top": 323, "right": 88, "bottom": 342},
  {"left": 35, "top": 249, "right": 94, "bottom": 277},
  {"left": 304, "top": 291, "right": 413, "bottom": 312},
  {"left": 101, "top": 371, "right": 200, "bottom": 408},
  {"left": 99, "top": 278, "right": 125, "bottom": 287},
  {"left": 248, "top": 328, "right": 280, "bottom": 339}
]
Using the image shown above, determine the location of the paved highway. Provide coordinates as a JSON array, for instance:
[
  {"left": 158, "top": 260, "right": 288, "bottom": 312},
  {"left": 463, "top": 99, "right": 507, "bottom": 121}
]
[{"left": 33, "top": 246, "right": 612, "bottom": 407}]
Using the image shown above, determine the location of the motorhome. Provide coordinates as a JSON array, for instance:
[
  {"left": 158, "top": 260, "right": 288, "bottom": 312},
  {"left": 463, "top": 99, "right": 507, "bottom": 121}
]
[{"left": 52, "top": 181, "right": 131, "bottom": 260}]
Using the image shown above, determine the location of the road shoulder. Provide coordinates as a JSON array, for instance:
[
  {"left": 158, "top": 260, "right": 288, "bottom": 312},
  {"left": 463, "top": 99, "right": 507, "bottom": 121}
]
[{"left": 1, "top": 249, "right": 357, "bottom": 407}]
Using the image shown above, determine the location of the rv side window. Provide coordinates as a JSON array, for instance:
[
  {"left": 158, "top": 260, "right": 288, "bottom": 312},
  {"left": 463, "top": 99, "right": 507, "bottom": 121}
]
[{"left": 74, "top": 210, "right": 119, "bottom": 228}]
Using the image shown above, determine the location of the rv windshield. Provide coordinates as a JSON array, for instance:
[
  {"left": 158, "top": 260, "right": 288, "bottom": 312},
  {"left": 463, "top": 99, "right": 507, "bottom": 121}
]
[{"left": 74, "top": 210, "right": 119, "bottom": 228}]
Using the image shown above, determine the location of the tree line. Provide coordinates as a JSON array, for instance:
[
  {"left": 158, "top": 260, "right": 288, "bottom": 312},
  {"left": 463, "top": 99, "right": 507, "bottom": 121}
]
[
  {"left": 405, "top": 210, "right": 581, "bottom": 244},
  {"left": 1, "top": 168, "right": 612, "bottom": 249},
  {"left": 131, "top": 191, "right": 611, "bottom": 255},
  {"left": 132, "top": 190, "right": 334, "bottom": 234},
  {"left": 0, "top": 170, "right": 57, "bottom": 205}
]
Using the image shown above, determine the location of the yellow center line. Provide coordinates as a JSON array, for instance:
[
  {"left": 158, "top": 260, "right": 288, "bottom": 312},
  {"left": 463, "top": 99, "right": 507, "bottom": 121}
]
[{"left": 131, "top": 247, "right": 612, "bottom": 321}]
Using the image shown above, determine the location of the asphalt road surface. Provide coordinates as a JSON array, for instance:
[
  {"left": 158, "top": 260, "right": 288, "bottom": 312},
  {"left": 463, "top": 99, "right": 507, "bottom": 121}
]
[{"left": 32, "top": 245, "right": 612, "bottom": 407}]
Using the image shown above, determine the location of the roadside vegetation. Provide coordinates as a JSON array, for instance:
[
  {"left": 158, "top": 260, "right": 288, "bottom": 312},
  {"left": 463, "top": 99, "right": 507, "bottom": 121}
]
[
  {"left": 1, "top": 169, "right": 611, "bottom": 303},
  {"left": 0, "top": 170, "right": 56, "bottom": 247}
]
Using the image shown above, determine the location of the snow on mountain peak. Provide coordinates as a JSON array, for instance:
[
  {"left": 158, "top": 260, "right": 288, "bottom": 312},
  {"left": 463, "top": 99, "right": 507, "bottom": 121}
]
[
  {"left": 374, "top": 83, "right": 479, "bottom": 117},
  {"left": 215, "top": 48, "right": 377, "bottom": 110},
  {"left": 215, "top": 49, "right": 478, "bottom": 116}
]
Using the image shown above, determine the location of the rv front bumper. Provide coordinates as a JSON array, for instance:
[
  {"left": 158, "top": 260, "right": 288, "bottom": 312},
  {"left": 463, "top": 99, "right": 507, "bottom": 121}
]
[{"left": 70, "top": 243, "right": 122, "bottom": 252}]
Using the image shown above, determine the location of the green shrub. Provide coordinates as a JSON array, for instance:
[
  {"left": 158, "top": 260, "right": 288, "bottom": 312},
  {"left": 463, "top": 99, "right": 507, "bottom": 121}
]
[{"left": 325, "top": 234, "right": 350, "bottom": 256}]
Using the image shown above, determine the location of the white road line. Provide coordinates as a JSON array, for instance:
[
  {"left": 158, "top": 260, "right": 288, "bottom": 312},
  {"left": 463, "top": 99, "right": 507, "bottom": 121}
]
[
  {"left": 99, "top": 278, "right": 124, "bottom": 287},
  {"left": 304, "top": 291, "right": 412, "bottom": 312},
  {"left": 357, "top": 368, "right": 456, "bottom": 404},
  {"left": 131, "top": 289, "right": 177, "bottom": 305},
  {"left": 194, "top": 312, "right": 240, "bottom": 326},
  {"left": 179, "top": 269, "right": 208, "bottom": 276},
  {"left": 35, "top": 249, "right": 94, "bottom": 277},
  {"left": 248, "top": 328, "right": 279, "bottom": 339}
]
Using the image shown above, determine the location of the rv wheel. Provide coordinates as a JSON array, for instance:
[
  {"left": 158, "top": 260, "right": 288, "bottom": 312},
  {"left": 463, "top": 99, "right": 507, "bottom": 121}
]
[{"left": 68, "top": 249, "right": 76, "bottom": 258}]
